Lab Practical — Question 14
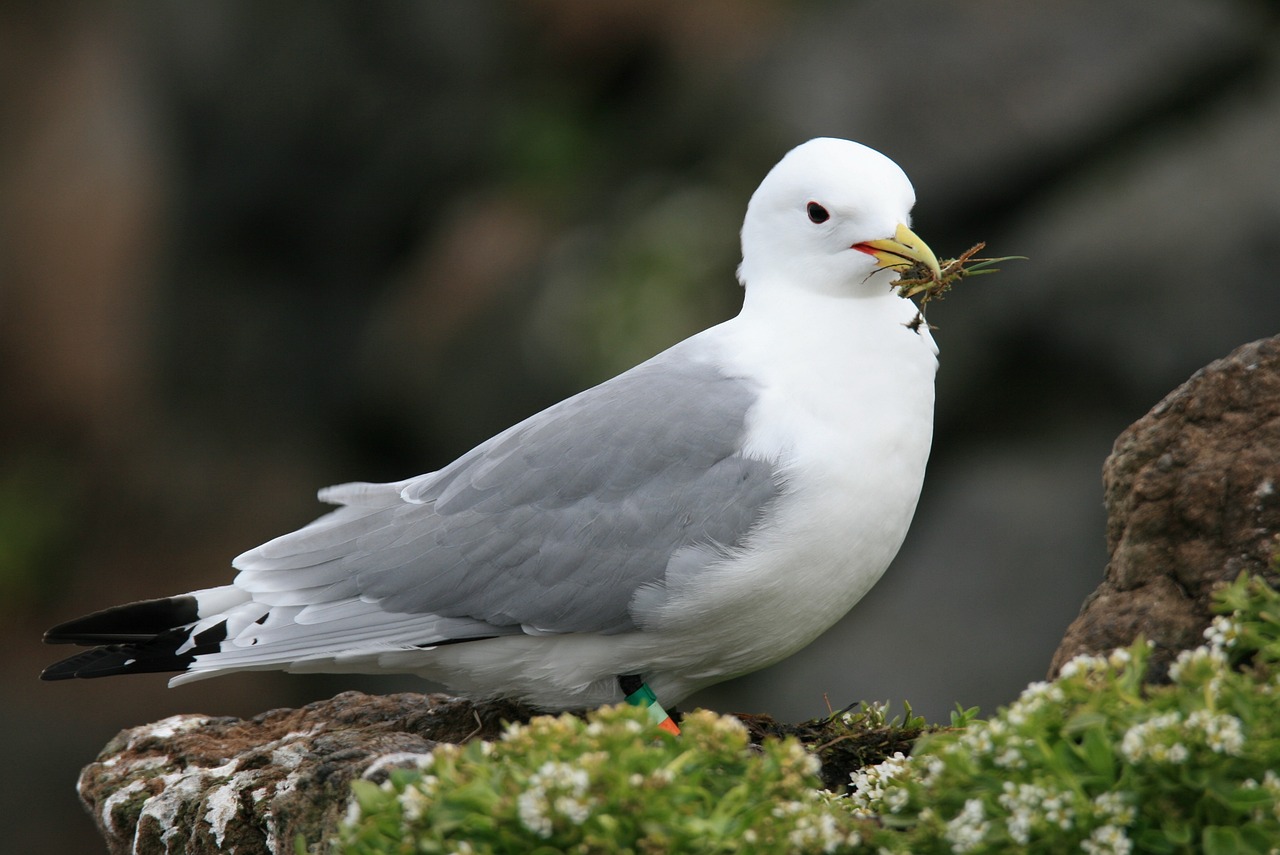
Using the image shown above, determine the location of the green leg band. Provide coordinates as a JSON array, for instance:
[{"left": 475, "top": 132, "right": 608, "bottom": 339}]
[{"left": 623, "top": 681, "right": 680, "bottom": 734}]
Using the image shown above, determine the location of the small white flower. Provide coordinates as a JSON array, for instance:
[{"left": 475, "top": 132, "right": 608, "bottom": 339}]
[
  {"left": 944, "top": 799, "right": 989, "bottom": 853},
  {"left": 517, "top": 760, "right": 595, "bottom": 837},
  {"left": 884, "top": 787, "right": 910, "bottom": 814},
  {"left": 1092, "top": 791, "right": 1135, "bottom": 825},
  {"left": 516, "top": 789, "right": 552, "bottom": 838},
  {"left": 1081, "top": 823, "right": 1133, "bottom": 855},
  {"left": 1059, "top": 654, "right": 1108, "bottom": 679},
  {"left": 1108, "top": 647, "right": 1133, "bottom": 668},
  {"left": 1120, "top": 712, "right": 1183, "bottom": 763},
  {"left": 553, "top": 795, "right": 591, "bottom": 825},
  {"left": 993, "top": 746, "right": 1026, "bottom": 769},
  {"left": 847, "top": 752, "right": 913, "bottom": 817},
  {"left": 1168, "top": 645, "right": 1228, "bottom": 684},
  {"left": 1041, "top": 792, "right": 1073, "bottom": 830},
  {"left": 1004, "top": 801, "right": 1033, "bottom": 846},
  {"left": 1019, "top": 681, "right": 1065, "bottom": 704},
  {"left": 1203, "top": 615, "right": 1239, "bottom": 651},
  {"left": 397, "top": 785, "right": 430, "bottom": 823},
  {"left": 919, "top": 756, "right": 947, "bottom": 787},
  {"left": 1186, "top": 710, "right": 1245, "bottom": 755}
]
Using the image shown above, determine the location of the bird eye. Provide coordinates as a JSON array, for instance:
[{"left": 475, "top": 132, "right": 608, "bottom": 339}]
[{"left": 806, "top": 202, "right": 830, "bottom": 224}]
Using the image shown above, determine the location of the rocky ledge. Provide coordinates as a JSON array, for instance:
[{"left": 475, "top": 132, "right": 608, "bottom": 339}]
[{"left": 79, "top": 692, "right": 534, "bottom": 855}]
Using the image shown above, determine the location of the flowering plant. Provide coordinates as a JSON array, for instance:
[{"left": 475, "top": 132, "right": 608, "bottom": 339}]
[
  {"left": 850, "top": 573, "right": 1280, "bottom": 854},
  {"left": 338, "top": 704, "right": 871, "bottom": 854}
]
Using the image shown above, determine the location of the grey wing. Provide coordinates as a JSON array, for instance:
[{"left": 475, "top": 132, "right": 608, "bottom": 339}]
[{"left": 232, "top": 340, "right": 783, "bottom": 640}]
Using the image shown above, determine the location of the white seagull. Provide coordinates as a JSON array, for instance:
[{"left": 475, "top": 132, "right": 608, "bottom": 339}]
[{"left": 43, "top": 138, "right": 941, "bottom": 714}]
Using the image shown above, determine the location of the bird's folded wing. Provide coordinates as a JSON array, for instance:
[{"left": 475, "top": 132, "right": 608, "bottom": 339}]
[{"left": 233, "top": 340, "right": 784, "bottom": 640}]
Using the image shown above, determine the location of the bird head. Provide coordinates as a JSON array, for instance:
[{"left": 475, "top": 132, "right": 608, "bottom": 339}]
[{"left": 738, "top": 138, "right": 939, "bottom": 296}]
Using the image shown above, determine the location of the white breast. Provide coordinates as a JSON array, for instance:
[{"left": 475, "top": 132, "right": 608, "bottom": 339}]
[{"left": 643, "top": 288, "right": 938, "bottom": 686}]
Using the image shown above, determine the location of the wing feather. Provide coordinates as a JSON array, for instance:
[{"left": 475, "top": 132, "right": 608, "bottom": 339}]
[{"left": 231, "top": 339, "right": 782, "bottom": 640}]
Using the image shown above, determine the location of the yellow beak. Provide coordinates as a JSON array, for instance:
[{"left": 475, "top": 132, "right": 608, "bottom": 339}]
[{"left": 853, "top": 223, "right": 941, "bottom": 280}]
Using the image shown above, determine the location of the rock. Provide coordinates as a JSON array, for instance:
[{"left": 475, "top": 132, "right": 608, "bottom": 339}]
[
  {"left": 76, "top": 692, "right": 535, "bottom": 855},
  {"left": 75, "top": 690, "right": 925, "bottom": 853},
  {"left": 1050, "top": 336, "right": 1280, "bottom": 679}
]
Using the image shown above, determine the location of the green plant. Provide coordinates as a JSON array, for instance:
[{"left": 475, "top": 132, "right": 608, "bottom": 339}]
[
  {"left": 338, "top": 705, "right": 872, "bottom": 854},
  {"left": 850, "top": 573, "right": 1280, "bottom": 854}
]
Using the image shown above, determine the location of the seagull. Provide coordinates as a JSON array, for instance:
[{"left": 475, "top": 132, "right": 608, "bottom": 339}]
[{"left": 42, "top": 137, "right": 941, "bottom": 717}]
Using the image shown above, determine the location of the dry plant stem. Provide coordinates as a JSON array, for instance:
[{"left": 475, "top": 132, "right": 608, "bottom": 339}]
[{"left": 894, "top": 241, "right": 1023, "bottom": 330}]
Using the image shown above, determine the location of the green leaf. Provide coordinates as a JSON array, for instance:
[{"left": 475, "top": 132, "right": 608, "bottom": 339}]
[
  {"left": 1079, "top": 725, "right": 1116, "bottom": 779},
  {"left": 1202, "top": 825, "right": 1246, "bottom": 855}
]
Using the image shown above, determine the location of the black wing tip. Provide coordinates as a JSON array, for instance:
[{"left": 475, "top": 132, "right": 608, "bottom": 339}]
[
  {"left": 40, "top": 645, "right": 195, "bottom": 681},
  {"left": 44, "top": 595, "right": 200, "bottom": 645},
  {"left": 41, "top": 609, "right": 228, "bottom": 682}
]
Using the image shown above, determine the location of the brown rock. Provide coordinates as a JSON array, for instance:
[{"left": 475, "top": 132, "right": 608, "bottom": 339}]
[
  {"left": 74, "top": 690, "right": 924, "bottom": 853},
  {"left": 1050, "top": 336, "right": 1280, "bottom": 679},
  {"left": 76, "top": 691, "right": 535, "bottom": 855}
]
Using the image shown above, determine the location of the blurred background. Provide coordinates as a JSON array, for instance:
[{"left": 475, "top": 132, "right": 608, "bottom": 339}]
[{"left": 3, "top": 1, "right": 1279, "bottom": 850}]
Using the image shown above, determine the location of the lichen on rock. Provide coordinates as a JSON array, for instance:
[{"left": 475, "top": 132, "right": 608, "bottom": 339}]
[{"left": 75, "top": 692, "right": 533, "bottom": 855}]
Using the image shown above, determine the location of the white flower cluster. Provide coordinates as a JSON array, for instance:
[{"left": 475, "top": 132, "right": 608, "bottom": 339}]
[
  {"left": 840, "top": 702, "right": 888, "bottom": 728},
  {"left": 846, "top": 751, "right": 913, "bottom": 818},
  {"left": 1057, "top": 647, "right": 1141, "bottom": 683},
  {"left": 1186, "top": 709, "right": 1246, "bottom": 755},
  {"left": 1057, "top": 654, "right": 1111, "bottom": 680},
  {"left": 1167, "top": 645, "right": 1229, "bottom": 688},
  {"left": 1203, "top": 615, "right": 1240, "bottom": 651},
  {"left": 955, "top": 717, "right": 1036, "bottom": 771},
  {"left": 1119, "top": 709, "right": 1245, "bottom": 764},
  {"left": 1080, "top": 823, "right": 1134, "bottom": 855},
  {"left": 996, "top": 781, "right": 1073, "bottom": 843},
  {"left": 782, "top": 738, "right": 823, "bottom": 777},
  {"left": 1003, "top": 680, "right": 1065, "bottom": 728},
  {"left": 396, "top": 775, "right": 438, "bottom": 822},
  {"left": 771, "top": 798, "right": 862, "bottom": 853},
  {"left": 944, "top": 798, "right": 989, "bottom": 853},
  {"left": 515, "top": 760, "right": 594, "bottom": 839},
  {"left": 1090, "top": 791, "right": 1135, "bottom": 826},
  {"left": 991, "top": 780, "right": 1136, "bottom": 848},
  {"left": 1119, "top": 712, "right": 1188, "bottom": 764},
  {"left": 583, "top": 717, "right": 643, "bottom": 737},
  {"left": 357, "top": 760, "right": 443, "bottom": 828}
]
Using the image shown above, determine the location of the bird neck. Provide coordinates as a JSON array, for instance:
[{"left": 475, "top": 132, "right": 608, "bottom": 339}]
[{"left": 737, "top": 274, "right": 922, "bottom": 343}]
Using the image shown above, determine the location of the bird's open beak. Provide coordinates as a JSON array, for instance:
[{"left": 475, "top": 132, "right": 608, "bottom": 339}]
[{"left": 853, "top": 223, "right": 942, "bottom": 281}]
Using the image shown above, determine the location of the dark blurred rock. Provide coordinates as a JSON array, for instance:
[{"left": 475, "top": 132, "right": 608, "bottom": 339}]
[
  {"left": 1051, "top": 336, "right": 1280, "bottom": 679},
  {"left": 77, "top": 691, "right": 533, "bottom": 855}
]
